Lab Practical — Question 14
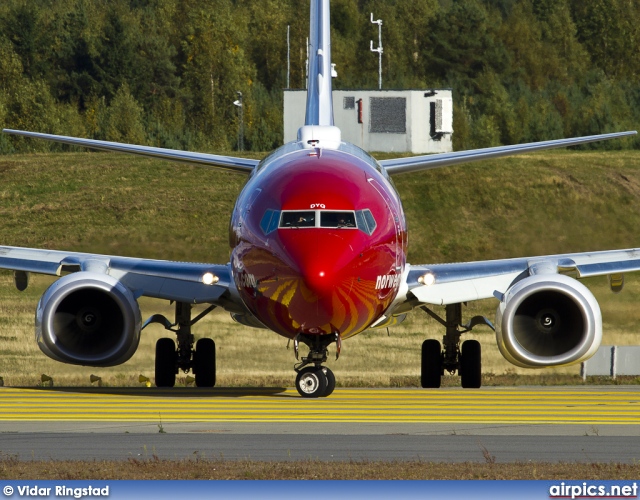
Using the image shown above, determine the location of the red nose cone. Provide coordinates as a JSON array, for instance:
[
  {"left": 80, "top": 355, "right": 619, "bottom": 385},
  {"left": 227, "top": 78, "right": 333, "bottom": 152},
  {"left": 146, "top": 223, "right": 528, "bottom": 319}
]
[
  {"left": 282, "top": 231, "right": 356, "bottom": 298},
  {"left": 302, "top": 267, "right": 333, "bottom": 298}
]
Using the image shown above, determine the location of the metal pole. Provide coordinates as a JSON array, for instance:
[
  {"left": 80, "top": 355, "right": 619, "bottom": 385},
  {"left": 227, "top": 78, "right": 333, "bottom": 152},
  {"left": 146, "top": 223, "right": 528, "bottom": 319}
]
[
  {"left": 234, "top": 91, "right": 244, "bottom": 152},
  {"left": 239, "top": 93, "right": 244, "bottom": 152},
  {"left": 370, "top": 13, "right": 383, "bottom": 90},
  {"left": 378, "top": 21, "right": 382, "bottom": 90},
  {"left": 287, "top": 25, "right": 290, "bottom": 89}
]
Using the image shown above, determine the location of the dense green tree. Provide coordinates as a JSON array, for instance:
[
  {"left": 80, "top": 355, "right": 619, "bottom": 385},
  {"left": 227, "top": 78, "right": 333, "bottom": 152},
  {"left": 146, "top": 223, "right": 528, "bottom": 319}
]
[
  {"left": 244, "top": 0, "right": 290, "bottom": 91},
  {"left": 52, "top": 0, "right": 105, "bottom": 108},
  {"left": 570, "top": 0, "right": 640, "bottom": 79},
  {"left": 330, "top": 0, "right": 368, "bottom": 88},
  {"left": 103, "top": 83, "right": 147, "bottom": 144},
  {"left": 96, "top": 3, "right": 138, "bottom": 102},
  {"left": 425, "top": 0, "right": 509, "bottom": 91},
  {"left": 0, "top": 36, "right": 23, "bottom": 92},
  {"left": 0, "top": 0, "right": 638, "bottom": 152},
  {"left": 1, "top": 3, "right": 40, "bottom": 78}
]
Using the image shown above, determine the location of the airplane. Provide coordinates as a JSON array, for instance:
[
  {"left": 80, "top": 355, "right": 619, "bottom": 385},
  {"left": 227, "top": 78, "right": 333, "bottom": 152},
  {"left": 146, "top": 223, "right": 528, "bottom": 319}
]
[{"left": 1, "top": 0, "right": 638, "bottom": 398}]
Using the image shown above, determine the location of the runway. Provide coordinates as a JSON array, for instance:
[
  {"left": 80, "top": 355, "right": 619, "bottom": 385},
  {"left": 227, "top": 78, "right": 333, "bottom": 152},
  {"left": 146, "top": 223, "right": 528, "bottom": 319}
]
[{"left": 0, "top": 386, "right": 639, "bottom": 462}]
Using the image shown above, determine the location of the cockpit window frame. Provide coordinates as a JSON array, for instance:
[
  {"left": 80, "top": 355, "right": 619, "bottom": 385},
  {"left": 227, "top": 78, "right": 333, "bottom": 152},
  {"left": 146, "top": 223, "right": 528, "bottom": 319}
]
[
  {"left": 260, "top": 209, "right": 281, "bottom": 234},
  {"left": 278, "top": 210, "right": 358, "bottom": 229},
  {"left": 274, "top": 209, "right": 378, "bottom": 235},
  {"left": 320, "top": 211, "right": 357, "bottom": 229},
  {"left": 360, "top": 209, "right": 377, "bottom": 235},
  {"left": 280, "top": 211, "right": 317, "bottom": 228},
  {"left": 276, "top": 208, "right": 378, "bottom": 236}
]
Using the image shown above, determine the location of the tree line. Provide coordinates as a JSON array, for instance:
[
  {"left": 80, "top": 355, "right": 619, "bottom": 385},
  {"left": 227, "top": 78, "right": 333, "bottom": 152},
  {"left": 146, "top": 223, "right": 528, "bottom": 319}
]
[{"left": 0, "top": 0, "right": 638, "bottom": 154}]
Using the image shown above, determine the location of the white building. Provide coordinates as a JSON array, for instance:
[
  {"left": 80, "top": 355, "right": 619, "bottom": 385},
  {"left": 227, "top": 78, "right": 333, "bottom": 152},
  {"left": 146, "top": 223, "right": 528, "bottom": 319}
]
[{"left": 284, "top": 89, "right": 453, "bottom": 154}]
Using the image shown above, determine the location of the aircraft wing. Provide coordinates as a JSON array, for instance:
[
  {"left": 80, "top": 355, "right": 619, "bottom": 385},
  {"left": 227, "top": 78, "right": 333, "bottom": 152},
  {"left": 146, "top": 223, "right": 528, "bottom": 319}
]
[
  {"left": 404, "top": 248, "right": 640, "bottom": 307},
  {"left": 379, "top": 131, "right": 637, "bottom": 175},
  {"left": 2, "top": 129, "right": 258, "bottom": 174},
  {"left": 0, "top": 245, "right": 243, "bottom": 308}
]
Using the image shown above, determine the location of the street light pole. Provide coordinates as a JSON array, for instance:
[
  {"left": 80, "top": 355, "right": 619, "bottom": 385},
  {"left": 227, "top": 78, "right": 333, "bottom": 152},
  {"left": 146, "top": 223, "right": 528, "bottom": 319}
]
[
  {"left": 233, "top": 91, "right": 244, "bottom": 151},
  {"left": 370, "top": 13, "right": 383, "bottom": 90}
]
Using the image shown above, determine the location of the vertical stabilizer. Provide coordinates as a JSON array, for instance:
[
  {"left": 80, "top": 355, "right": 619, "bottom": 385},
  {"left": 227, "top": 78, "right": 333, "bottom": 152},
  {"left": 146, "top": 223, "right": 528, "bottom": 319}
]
[
  {"left": 305, "top": 0, "right": 334, "bottom": 127},
  {"left": 299, "top": 0, "right": 341, "bottom": 149}
]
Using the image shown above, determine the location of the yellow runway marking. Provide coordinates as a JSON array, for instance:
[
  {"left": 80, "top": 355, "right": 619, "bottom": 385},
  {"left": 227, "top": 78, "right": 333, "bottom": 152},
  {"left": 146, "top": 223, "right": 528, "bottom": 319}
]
[{"left": 0, "top": 387, "right": 638, "bottom": 424}]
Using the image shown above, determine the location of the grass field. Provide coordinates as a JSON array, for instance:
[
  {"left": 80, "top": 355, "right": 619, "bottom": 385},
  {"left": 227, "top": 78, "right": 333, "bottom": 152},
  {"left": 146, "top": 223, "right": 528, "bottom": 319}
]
[
  {"left": 0, "top": 150, "right": 640, "bottom": 388},
  {"left": 1, "top": 149, "right": 640, "bottom": 476},
  {"left": 2, "top": 457, "right": 640, "bottom": 480}
]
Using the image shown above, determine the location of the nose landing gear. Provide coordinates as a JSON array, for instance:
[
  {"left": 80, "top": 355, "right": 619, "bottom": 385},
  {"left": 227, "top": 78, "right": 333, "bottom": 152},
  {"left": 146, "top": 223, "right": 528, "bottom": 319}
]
[{"left": 293, "top": 333, "right": 338, "bottom": 398}]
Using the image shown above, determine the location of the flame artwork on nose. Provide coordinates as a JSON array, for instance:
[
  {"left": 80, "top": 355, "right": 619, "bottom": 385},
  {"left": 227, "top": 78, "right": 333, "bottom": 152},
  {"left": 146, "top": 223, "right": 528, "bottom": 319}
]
[{"left": 231, "top": 149, "right": 406, "bottom": 340}]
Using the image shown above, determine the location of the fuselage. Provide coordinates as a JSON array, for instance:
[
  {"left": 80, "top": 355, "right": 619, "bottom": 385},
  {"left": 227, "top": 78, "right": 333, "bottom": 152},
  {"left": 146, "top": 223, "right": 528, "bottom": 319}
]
[{"left": 230, "top": 142, "right": 407, "bottom": 340}]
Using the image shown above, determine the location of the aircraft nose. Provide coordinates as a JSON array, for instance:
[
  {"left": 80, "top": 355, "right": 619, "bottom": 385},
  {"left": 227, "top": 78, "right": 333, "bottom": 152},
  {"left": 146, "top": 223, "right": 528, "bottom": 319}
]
[
  {"left": 301, "top": 264, "right": 334, "bottom": 298},
  {"left": 282, "top": 232, "right": 358, "bottom": 299}
]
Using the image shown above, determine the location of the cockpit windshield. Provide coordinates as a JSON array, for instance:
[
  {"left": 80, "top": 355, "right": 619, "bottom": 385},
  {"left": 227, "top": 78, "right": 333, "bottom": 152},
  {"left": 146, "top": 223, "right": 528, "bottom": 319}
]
[
  {"left": 280, "top": 211, "right": 316, "bottom": 228},
  {"left": 260, "top": 209, "right": 377, "bottom": 235},
  {"left": 320, "top": 212, "right": 356, "bottom": 228}
]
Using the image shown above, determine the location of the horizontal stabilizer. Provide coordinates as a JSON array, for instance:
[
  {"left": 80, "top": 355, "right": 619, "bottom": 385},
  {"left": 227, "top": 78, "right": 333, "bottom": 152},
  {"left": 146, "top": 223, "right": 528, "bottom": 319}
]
[
  {"left": 2, "top": 129, "right": 258, "bottom": 174},
  {"left": 380, "top": 131, "right": 637, "bottom": 175}
]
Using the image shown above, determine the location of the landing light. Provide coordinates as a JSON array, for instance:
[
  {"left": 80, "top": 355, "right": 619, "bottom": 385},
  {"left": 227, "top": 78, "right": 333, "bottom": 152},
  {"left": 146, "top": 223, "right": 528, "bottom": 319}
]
[
  {"left": 418, "top": 272, "right": 436, "bottom": 286},
  {"left": 202, "top": 272, "right": 219, "bottom": 285}
]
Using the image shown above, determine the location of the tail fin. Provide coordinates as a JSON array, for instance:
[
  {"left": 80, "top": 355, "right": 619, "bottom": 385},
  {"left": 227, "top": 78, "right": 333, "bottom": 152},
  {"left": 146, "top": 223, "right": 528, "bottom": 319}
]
[
  {"left": 305, "top": 0, "right": 334, "bottom": 127},
  {"left": 299, "top": 0, "right": 341, "bottom": 149}
]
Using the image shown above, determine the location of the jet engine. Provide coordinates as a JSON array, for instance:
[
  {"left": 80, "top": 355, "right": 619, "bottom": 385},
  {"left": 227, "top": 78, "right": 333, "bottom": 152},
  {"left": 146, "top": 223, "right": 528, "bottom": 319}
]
[
  {"left": 35, "top": 272, "right": 142, "bottom": 366},
  {"left": 495, "top": 273, "right": 602, "bottom": 368}
]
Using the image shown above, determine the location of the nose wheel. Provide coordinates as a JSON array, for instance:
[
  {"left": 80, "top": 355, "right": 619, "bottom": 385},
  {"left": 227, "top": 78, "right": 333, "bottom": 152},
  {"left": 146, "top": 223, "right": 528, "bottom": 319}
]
[
  {"left": 295, "top": 366, "right": 336, "bottom": 398},
  {"left": 293, "top": 333, "right": 339, "bottom": 397},
  {"left": 322, "top": 366, "right": 336, "bottom": 396}
]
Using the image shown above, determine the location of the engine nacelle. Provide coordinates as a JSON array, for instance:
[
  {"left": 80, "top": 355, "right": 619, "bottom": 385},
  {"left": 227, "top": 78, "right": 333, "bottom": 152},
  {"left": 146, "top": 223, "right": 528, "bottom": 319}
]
[
  {"left": 36, "top": 272, "right": 142, "bottom": 367},
  {"left": 495, "top": 273, "right": 602, "bottom": 368}
]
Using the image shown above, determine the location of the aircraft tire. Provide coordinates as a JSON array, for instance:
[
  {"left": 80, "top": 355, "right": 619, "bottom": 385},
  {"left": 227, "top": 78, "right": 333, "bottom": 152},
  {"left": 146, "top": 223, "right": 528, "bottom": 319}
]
[
  {"left": 194, "top": 338, "right": 216, "bottom": 387},
  {"left": 155, "top": 337, "right": 177, "bottom": 388},
  {"left": 296, "top": 366, "right": 327, "bottom": 398},
  {"left": 321, "top": 367, "right": 336, "bottom": 397},
  {"left": 421, "top": 339, "right": 442, "bottom": 388},
  {"left": 460, "top": 339, "right": 482, "bottom": 389}
]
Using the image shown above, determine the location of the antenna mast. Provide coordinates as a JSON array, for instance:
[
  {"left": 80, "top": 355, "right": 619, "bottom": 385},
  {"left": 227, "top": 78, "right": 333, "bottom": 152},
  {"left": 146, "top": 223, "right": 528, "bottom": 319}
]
[{"left": 370, "top": 13, "right": 383, "bottom": 90}]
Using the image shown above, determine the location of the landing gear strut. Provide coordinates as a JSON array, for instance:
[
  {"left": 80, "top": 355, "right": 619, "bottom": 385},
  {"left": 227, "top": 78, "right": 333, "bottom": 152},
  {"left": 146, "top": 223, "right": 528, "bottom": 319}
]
[
  {"left": 293, "top": 333, "right": 338, "bottom": 398},
  {"left": 143, "top": 302, "right": 217, "bottom": 388},
  {"left": 419, "top": 303, "right": 492, "bottom": 389}
]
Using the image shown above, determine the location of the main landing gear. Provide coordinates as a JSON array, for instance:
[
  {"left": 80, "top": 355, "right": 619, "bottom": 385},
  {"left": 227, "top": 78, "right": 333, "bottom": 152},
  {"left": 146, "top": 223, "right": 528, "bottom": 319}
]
[
  {"left": 419, "top": 303, "right": 493, "bottom": 389},
  {"left": 143, "top": 301, "right": 217, "bottom": 388},
  {"left": 293, "top": 333, "right": 339, "bottom": 398}
]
